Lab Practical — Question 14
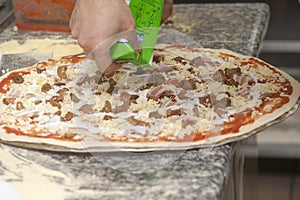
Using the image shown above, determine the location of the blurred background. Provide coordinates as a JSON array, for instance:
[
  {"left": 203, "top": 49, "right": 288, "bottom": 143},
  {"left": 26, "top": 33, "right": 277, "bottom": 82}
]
[{"left": 174, "top": 1, "right": 300, "bottom": 200}]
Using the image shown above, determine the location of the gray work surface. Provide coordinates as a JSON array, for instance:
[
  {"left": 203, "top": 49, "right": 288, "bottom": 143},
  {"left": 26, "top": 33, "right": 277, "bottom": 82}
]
[{"left": 0, "top": 3, "right": 270, "bottom": 200}]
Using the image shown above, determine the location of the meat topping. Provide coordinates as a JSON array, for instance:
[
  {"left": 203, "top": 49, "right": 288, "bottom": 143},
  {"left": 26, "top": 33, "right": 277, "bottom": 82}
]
[
  {"left": 213, "top": 67, "right": 242, "bottom": 87},
  {"left": 149, "top": 111, "right": 163, "bottom": 119},
  {"left": 36, "top": 68, "right": 46, "bottom": 74},
  {"left": 101, "top": 100, "right": 112, "bottom": 113},
  {"left": 133, "top": 68, "right": 148, "bottom": 75},
  {"left": 3, "top": 97, "right": 16, "bottom": 105},
  {"left": 182, "top": 119, "right": 196, "bottom": 129},
  {"left": 153, "top": 54, "right": 165, "bottom": 63},
  {"left": 34, "top": 100, "right": 42, "bottom": 105},
  {"left": 179, "top": 79, "right": 197, "bottom": 90},
  {"left": 70, "top": 93, "right": 80, "bottom": 103},
  {"left": 129, "top": 95, "right": 139, "bottom": 104},
  {"left": 146, "top": 86, "right": 163, "bottom": 101},
  {"left": 225, "top": 67, "right": 241, "bottom": 79},
  {"left": 79, "top": 104, "right": 95, "bottom": 114},
  {"left": 55, "top": 110, "right": 62, "bottom": 116},
  {"left": 156, "top": 65, "right": 174, "bottom": 73},
  {"left": 199, "top": 95, "right": 214, "bottom": 108},
  {"left": 57, "top": 65, "right": 68, "bottom": 79},
  {"left": 52, "top": 95, "right": 64, "bottom": 102},
  {"left": 61, "top": 112, "right": 74, "bottom": 121},
  {"left": 16, "top": 102, "right": 25, "bottom": 110},
  {"left": 106, "top": 78, "right": 117, "bottom": 94},
  {"left": 166, "top": 108, "right": 182, "bottom": 117},
  {"left": 12, "top": 75, "right": 24, "bottom": 84},
  {"left": 103, "top": 115, "right": 114, "bottom": 120},
  {"left": 139, "top": 83, "right": 157, "bottom": 91},
  {"left": 41, "top": 83, "right": 51, "bottom": 92},
  {"left": 57, "top": 88, "right": 69, "bottom": 96},
  {"left": 64, "top": 132, "right": 77, "bottom": 139},
  {"left": 148, "top": 73, "right": 166, "bottom": 85},
  {"left": 54, "top": 82, "right": 66, "bottom": 86},
  {"left": 128, "top": 116, "right": 150, "bottom": 126},
  {"left": 159, "top": 90, "right": 176, "bottom": 100},
  {"left": 48, "top": 96, "right": 62, "bottom": 109},
  {"left": 216, "top": 97, "right": 231, "bottom": 108},
  {"left": 172, "top": 56, "right": 188, "bottom": 65},
  {"left": 191, "top": 56, "right": 215, "bottom": 67}
]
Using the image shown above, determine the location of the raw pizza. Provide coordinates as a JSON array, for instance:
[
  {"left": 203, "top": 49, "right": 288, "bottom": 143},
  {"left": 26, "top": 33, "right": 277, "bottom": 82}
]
[{"left": 0, "top": 45, "right": 299, "bottom": 152}]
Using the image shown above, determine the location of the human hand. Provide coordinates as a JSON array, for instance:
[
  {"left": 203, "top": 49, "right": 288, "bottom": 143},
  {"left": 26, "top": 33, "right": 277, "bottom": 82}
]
[
  {"left": 162, "top": 0, "right": 173, "bottom": 23},
  {"left": 70, "top": 0, "right": 139, "bottom": 72}
]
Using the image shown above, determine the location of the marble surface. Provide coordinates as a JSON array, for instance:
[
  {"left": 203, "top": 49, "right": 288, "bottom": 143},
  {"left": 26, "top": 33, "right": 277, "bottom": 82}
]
[{"left": 0, "top": 3, "right": 270, "bottom": 200}]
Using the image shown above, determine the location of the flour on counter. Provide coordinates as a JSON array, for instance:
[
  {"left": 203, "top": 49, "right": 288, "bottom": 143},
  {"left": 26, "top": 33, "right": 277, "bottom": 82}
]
[
  {"left": 0, "top": 147, "right": 70, "bottom": 200},
  {"left": 0, "top": 39, "right": 83, "bottom": 59}
]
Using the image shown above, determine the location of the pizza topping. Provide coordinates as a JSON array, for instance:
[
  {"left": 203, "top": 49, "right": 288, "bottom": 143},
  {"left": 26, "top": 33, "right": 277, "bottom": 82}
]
[
  {"left": 12, "top": 75, "right": 24, "bottom": 84},
  {"left": 193, "top": 106, "right": 201, "bottom": 117},
  {"left": 127, "top": 116, "right": 150, "bottom": 127},
  {"left": 225, "top": 67, "right": 242, "bottom": 79},
  {"left": 156, "top": 65, "right": 174, "bottom": 73},
  {"left": 61, "top": 111, "right": 74, "bottom": 121},
  {"left": 34, "top": 100, "right": 42, "bottom": 105},
  {"left": 106, "top": 78, "right": 117, "bottom": 94},
  {"left": 172, "top": 56, "right": 188, "bottom": 65},
  {"left": 213, "top": 67, "right": 241, "bottom": 87},
  {"left": 41, "top": 83, "right": 51, "bottom": 92},
  {"left": 79, "top": 104, "right": 95, "bottom": 114},
  {"left": 48, "top": 96, "right": 62, "bottom": 109},
  {"left": 63, "top": 132, "right": 78, "bottom": 139},
  {"left": 54, "top": 82, "right": 66, "bottom": 86},
  {"left": 57, "top": 65, "right": 68, "bottom": 79},
  {"left": 3, "top": 97, "right": 15, "bottom": 105},
  {"left": 166, "top": 108, "right": 182, "bottom": 117},
  {"left": 113, "top": 92, "right": 133, "bottom": 113},
  {"left": 139, "top": 83, "right": 157, "bottom": 91},
  {"left": 149, "top": 111, "right": 163, "bottom": 118},
  {"left": 148, "top": 73, "right": 166, "bottom": 85},
  {"left": 52, "top": 95, "right": 64, "bottom": 102},
  {"left": 178, "top": 90, "right": 188, "bottom": 100},
  {"left": 0, "top": 47, "right": 297, "bottom": 145},
  {"left": 179, "top": 79, "right": 197, "bottom": 90},
  {"left": 191, "top": 56, "right": 217, "bottom": 67},
  {"left": 16, "top": 102, "right": 25, "bottom": 110},
  {"left": 199, "top": 95, "right": 213, "bottom": 108},
  {"left": 55, "top": 110, "right": 62, "bottom": 116},
  {"left": 103, "top": 115, "right": 114, "bottom": 120},
  {"left": 101, "top": 100, "right": 112, "bottom": 113},
  {"left": 70, "top": 93, "right": 80, "bottom": 103},
  {"left": 159, "top": 90, "right": 176, "bottom": 100},
  {"left": 57, "top": 88, "right": 69, "bottom": 96},
  {"left": 153, "top": 54, "right": 165, "bottom": 63},
  {"left": 36, "top": 68, "right": 46, "bottom": 74},
  {"left": 103, "top": 62, "right": 122, "bottom": 76},
  {"left": 182, "top": 119, "right": 197, "bottom": 129},
  {"left": 129, "top": 94, "right": 139, "bottom": 105}
]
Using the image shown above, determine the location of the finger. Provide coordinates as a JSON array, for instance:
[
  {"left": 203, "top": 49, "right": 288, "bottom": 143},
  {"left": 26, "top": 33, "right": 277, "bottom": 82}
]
[
  {"left": 95, "top": 52, "right": 114, "bottom": 73},
  {"left": 69, "top": 3, "right": 79, "bottom": 35},
  {"left": 102, "top": 62, "right": 122, "bottom": 76},
  {"left": 91, "top": 42, "right": 115, "bottom": 72},
  {"left": 123, "top": 30, "right": 141, "bottom": 51},
  {"left": 161, "top": 0, "right": 173, "bottom": 23}
]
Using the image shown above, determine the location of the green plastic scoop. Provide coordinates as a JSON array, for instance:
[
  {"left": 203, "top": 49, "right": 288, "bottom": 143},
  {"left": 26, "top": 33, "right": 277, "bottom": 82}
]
[{"left": 110, "top": 0, "right": 164, "bottom": 67}]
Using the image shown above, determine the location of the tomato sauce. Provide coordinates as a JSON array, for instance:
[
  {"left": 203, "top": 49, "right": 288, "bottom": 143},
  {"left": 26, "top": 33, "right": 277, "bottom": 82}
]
[
  {"left": 3, "top": 126, "right": 81, "bottom": 142},
  {"left": 0, "top": 71, "right": 30, "bottom": 93}
]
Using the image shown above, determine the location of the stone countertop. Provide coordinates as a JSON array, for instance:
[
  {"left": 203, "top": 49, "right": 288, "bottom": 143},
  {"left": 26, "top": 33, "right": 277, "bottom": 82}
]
[{"left": 0, "top": 3, "right": 270, "bottom": 200}]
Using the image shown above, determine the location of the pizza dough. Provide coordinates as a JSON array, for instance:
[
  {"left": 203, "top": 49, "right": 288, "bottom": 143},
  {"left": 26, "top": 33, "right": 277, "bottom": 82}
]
[{"left": 0, "top": 45, "right": 299, "bottom": 152}]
